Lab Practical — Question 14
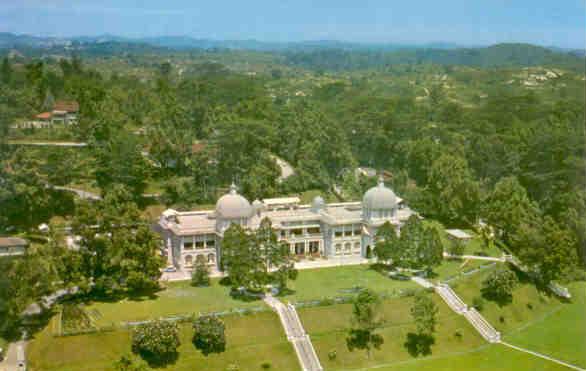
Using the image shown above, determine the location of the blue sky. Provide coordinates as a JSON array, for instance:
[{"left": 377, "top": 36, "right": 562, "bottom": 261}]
[{"left": 1, "top": 0, "right": 585, "bottom": 48}]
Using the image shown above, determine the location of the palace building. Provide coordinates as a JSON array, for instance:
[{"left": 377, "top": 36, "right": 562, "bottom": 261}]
[{"left": 157, "top": 177, "right": 416, "bottom": 272}]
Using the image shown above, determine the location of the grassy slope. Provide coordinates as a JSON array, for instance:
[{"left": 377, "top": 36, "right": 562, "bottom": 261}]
[
  {"left": 374, "top": 344, "right": 569, "bottom": 371},
  {"left": 28, "top": 311, "right": 297, "bottom": 371},
  {"left": 299, "top": 295, "right": 485, "bottom": 370},
  {"left": 280, "top": 264, "right": 417, "bottom": 303},
  {"left": 503, "top": 282, "right": 586, "bottom": 368}
]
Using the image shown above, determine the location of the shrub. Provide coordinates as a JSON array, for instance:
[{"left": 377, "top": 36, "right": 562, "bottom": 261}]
[
  {"left": 472, "top": 296, "right": 484, "bottom": 311},
  {"left": 454, "top": 330, "right": 463, "bottom": 340},
  {"left": 131, "top": 320, "right": 180, "bottom": 361},
  {"left": 448, "top": 241, "right": 465, "bottom": 256},
  {"left": 328, "top": 349, "right": 337, "bottom": 360},
  {"left": 191, "top": 260, "right": 211, "bottom": 287},
  {"left": 261, "top": 361, "right": 272, "bottom": 369},
  {"left": 482, "top": 268, "right": 518, "bottom": 304},
  {"left": 192, "top": 315, "right": 226, "bottom": 355}
]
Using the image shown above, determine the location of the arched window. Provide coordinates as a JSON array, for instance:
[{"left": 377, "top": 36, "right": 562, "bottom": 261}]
[
  {"left": 196, "top": 255, "right": 206, "bottom": 264},
  {"left": 208, "top": 253, "right": 215, "bottom": 263},
  {"left": 354, "top": 242, "right": 361, "bottom": 250},
  {"left": 184, "top": 255, "right": 193, "bottom": 267},
  {"left": 335, "top": 244, "right": 342, "bottom": 254},
  {"left": 344, "top": 243, "right": 351, "bottom": 253}
]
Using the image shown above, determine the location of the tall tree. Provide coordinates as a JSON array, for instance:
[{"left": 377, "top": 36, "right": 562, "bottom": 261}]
[
  {"left": 373, "top": 221, "right": 401, "bottom": 264},
  {"left": 1, "top": 57, "right": 12, "bottom": 84},
  {"left": 423, "top": 154, "right": 481, "bottom": 225},
  {"left": 483, "top": 176, "right": 539, "bottom": 244},
  {"left": 346, "top": 289, "right": 384, "bottom": 359},
  {"left": 411, "top": 292, "right": 438, "bottom": 336},
  {"left": 72, "top": 185, "right": 164, "bottom": 295}
]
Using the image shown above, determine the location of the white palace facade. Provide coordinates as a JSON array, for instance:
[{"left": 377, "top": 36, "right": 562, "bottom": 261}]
[{"left": 157, "top": 178, "right": 416, "bottom": 272}]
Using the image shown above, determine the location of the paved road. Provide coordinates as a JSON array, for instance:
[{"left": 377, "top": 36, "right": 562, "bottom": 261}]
[
  {"left": 270, "top": 155, "right": 295, "bottom": 182},
  {"left": 6, "top": 141, "right": 88, "bottom": 147},
  {"left": 52, "top": 185, "right": 101, "bottom": 201},
  {"left": 0, "top": 341, "right": 26, "bottom": 371}
]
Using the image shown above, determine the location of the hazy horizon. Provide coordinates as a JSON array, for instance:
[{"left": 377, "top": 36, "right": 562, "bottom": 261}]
[{"left": 1, "top": 0, "right": 585, "bottom": 49}]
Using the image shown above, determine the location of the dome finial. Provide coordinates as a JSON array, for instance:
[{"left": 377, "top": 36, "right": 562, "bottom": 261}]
[
  {"left": 229, "top": 182, "right": 238, "bottom": 195},
  {"left": 378, "top": 174, "right": 385, "bottom": 187}
]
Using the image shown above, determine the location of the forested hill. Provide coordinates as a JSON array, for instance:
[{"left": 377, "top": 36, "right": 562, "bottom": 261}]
[{"left": 283, "top": 43, "right": 585, "bottom": 71}]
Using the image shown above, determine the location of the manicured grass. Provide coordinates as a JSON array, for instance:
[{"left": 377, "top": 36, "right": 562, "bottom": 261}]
[
  {"left": 450, "top": 266, "right": 568, "bottom": 335},
  {"left": 504, "top": 282, "right": 586, "bottom": 368},
  {"left": 298, "top": 294, "right": 485, "bottom": 370},
  {"left": 28, "top": 311, "right": 298, "bottom": 371},
  {"left": 432, "top": 259, "right": 491, "bottom": 281},
  {"left": 373, "top": 343, "right": 570, "bottom": 371},
  {"left": 84, "top": 280, "right": 264, "bottom": 327},
  {"left": 280, "top": 264, "right": 418, "bottom": 303}
]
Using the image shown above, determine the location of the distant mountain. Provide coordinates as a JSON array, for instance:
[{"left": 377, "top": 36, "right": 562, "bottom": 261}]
[
  {"left": 0, "top": 33, "right": 582, "bottom": 71},
  {"left": 0, "top": 32, "right": 473, "bottom": 52},
  {"left": 283, "top": 43, "right": 586, "bottom": 71}
]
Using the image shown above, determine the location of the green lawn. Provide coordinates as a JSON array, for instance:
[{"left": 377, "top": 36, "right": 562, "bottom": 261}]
[
  {"left": 298, "top": 294, "right": 485, "bottom": 370},
  {"left": 450, "top": 266, "right": 571, "bottom": 335},
  {"left": 432, "top": 258, "right": 492, "bottom": 281},
  {"left": 279, "top": 264, "right": 418, "bottom": 303},
  {"left": 373, "top": 343, "right": 570, "bottom": 371},
  {"left": 84, "top": 280, "right": 265, "bottom": 328},
  {"left": 28, "top": 311, "right": 298, "bottom": 371},
  {"left": 503, "top": 282, "right": 586, "bottom": 368}
]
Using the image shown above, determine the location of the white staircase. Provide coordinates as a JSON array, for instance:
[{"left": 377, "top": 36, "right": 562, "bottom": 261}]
[
  {"left": 435, "top": 284, "right": 468, "bottom": 314},
  {"left": 419, "top": 280, "right": 501, "bottom": 344},
  {"left": 464, "top": 308, "right": 501, "bottom": 343},
  {"left": 264, "top": 296, "right": 323, "bottom": 371}
]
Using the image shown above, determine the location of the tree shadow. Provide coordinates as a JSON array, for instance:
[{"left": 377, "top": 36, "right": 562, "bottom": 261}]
[
  {"left": 276, "top": 287, "right": 296, "bottom": 297},
  {"left": 137, "top": 351, "right": 179, "bottom": 368},
  {"left": 229, "top": 289, "right": 263, "bottom": 303},
  {"left": 404, "top": 333, "right": 435, "bottom": 357},
  {"left": 218, "top": 276, "right": 232, "bottom": 287},
  {"left": 192, "top": 335, "right": 226, "bottom": 356},
  {"left": 368, "top": 263, "right": 392, "bottom": 274},
  {"left": 480, "top": 288, "right": 513, "bottom": 307}
]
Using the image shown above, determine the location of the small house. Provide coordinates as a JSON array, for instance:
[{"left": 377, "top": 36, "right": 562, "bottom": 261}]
[
  {"left": 445, "top": 229, "right": 473, "bottom": 245},
  {"left": 0, "top": 237, "right": 28, "bottom": 257}
]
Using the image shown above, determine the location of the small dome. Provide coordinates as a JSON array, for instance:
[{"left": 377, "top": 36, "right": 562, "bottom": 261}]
[
  {"left": 311, "top": 196, "right": 325, "bottom": 212},
  {"left": 215, "top": 183, "right": 253, "bottom": 219},
  {"left": 362, "top": 177, "right": 397, "bottom": 210}
]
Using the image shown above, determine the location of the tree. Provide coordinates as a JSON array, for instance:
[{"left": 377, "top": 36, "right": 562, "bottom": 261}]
[
  {"left": 481, "top": 268, "right": 518, "bottom": 304},
  {"left": 399, "top": 216, "right": 443, "bottom": 272},
  {"left": 373, "top": 221, "right": 400, "bottom": 264},
  {"left": 132, "top": 320, "right": 180, "bottom": 362},
  {"left": 191, "top": 259, "right": 211, "bottom": 287},
  {"left": 94, "top": 133, "right": 150, "bottom": 198},
  {"left": 483, "top": 177, "right": 539, "bottom": 244},
  {"left": 410, "top": 292, "right": 438, "bottom": 337},
  {"left": 72, "top": 185, "right": 164, "bottom": 295},
  {"left": 192, "top": 315, "right": 226, "bottom": 355},
  {"left": 220, "top": 224, "right": 259, "bottom": 291},
  {"left": 256, "top": 218, "right": 296, "bottom": 290},
  {"left": 346, "top": 289, "right": 384, "bottom": 358},
  {"left": 1, "top": 57, "right": 12, "bottom": 84},
  {"left": 406, "top": 291, "right": 438, "bottom": 356},
  {"left": 423, "top": 154, "right": 481, "bottom": 225},
  {"left": 114, "top": 354, "right": 151, "bottom": 371},
  {"left": 0, "top": 149, "right": 52, "bottom": 230},
  {"left": 511, "top": 216, "right": 578, "bottom": 284}
]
